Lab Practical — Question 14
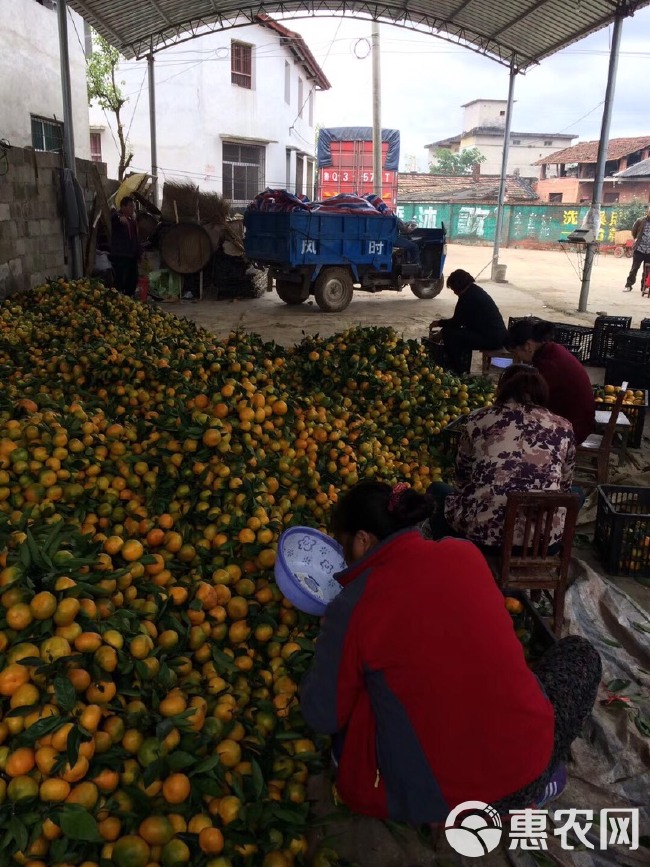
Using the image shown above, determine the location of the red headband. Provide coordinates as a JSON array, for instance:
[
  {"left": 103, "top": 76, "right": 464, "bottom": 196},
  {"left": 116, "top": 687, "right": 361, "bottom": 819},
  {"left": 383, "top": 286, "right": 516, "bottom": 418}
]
[{"left": 388, "top": 482, "right": 409, "bottom": 513}]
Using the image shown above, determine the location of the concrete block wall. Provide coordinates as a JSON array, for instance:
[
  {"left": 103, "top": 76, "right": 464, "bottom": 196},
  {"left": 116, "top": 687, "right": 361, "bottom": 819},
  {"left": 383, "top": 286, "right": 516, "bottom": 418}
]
[{"left": 0, "top": 146, "right": 108, "bottom": 298}]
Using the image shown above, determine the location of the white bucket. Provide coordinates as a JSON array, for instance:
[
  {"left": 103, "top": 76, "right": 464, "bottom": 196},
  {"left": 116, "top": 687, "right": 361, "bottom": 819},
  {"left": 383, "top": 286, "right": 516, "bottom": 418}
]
[{"left": 494, "top": 263, "right": 508, "bottom": 283}]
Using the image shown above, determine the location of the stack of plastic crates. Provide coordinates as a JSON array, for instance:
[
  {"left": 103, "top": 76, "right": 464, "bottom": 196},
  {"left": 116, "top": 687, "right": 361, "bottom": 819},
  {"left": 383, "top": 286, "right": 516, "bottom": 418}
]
[
  {"left": 595, "top": 486, "right": 650, "bottom": 577},
  {"left": 605, "top": 330, "right": 650, "bottom": 390},
  {"left": 591, "top": 315, "right": 632, "bottom": 365}
]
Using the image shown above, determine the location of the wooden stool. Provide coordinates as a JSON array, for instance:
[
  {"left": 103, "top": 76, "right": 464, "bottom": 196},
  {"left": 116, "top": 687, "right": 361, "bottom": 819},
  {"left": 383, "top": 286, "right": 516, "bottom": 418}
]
[{"left": 481, "top": 348, "right": 513, "bottom": 375}]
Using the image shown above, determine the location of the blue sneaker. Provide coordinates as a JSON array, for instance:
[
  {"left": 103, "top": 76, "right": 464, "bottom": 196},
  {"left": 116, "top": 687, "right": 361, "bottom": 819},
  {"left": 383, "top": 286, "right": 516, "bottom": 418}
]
[{"left": 536, "top": 764, "right": 567, "bottom": 807}]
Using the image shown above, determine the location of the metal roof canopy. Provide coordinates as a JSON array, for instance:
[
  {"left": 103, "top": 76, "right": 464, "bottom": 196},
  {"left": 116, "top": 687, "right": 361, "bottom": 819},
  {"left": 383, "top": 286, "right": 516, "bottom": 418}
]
[
  {"left": 67, "top": 0, "right": 650, "bottom": 69},
  {"left": 62, "top": 0, "right": 649, "bottom": 309}
]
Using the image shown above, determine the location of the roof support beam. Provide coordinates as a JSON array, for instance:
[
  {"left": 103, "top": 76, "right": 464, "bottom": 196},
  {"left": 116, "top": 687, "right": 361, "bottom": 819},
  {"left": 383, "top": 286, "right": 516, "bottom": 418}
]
[
  {"left": 488, "top": 0, "right": 553, "bottom": 39},
  {"left": 579, "top": 12, "right": 624, "bottom": 312},
  {"left": 491, "top": 62, "right": 516, "bottom": 282},
  {"left": 66, "top": 0, "right": 128, "bottom": 47},
  {"left": 58, "top": 0, "right": 83, "bottom": 279},
  {"left": 147, "top": 0, "right": 174, "bottom": 27}
]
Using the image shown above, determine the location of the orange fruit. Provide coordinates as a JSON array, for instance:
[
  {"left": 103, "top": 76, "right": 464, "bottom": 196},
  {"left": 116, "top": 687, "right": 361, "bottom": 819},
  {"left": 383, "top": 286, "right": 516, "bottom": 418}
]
[
  {"left": 6, "top": 746, "right": 35, "bottom": 777},
  {"left": 29, "top": 591, "right": 57, "bottom": 620},
  {"left": 199, "top": 827, "right": 225, "bottom": 854},
  {"left": 138, "top": 816, "right": 174, "bottom": 846},
  {"left": 121, "top": 540, "right": 144, "bottom": 562},
  {"left": 7, "top": 775, "right": 39, "bottom": 801},
  {"left": 161, "top": 773, "right": 191, "bottom": 804},
  {"left": 0, "top": 663, "right": 30, "bottom": 696},
  {"left": 111, "top": 835, "right": 150, "bottom": 867},
  {"left": 217, "top": 795, "right": 241, "bottom": 824},
  {"left": 39, "top": 778, "right": 70, "bottom": 802},
  {"left": 504, "top": 596, "right": 524, "bottom": 615},
  {"left": 161, "top": 839, "right": 191, "bottom": 866},
  {"left": 216, "top": 739, "right": 241, "bottom": 769},
  {"left": 66, "top": 781, "right": 99, "bottom": 808},
  {"left": 6, "top": 603, "right": 33, "bottom": 631},
  {"left": 98, "top": 816, "right": 121, "bottom": 841}
]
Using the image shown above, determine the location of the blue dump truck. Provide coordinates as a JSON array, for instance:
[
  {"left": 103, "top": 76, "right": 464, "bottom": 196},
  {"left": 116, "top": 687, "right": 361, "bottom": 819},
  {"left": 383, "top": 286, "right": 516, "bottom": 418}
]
[{"left": 243, "top": 209, "right": 446, "bottom": 313}]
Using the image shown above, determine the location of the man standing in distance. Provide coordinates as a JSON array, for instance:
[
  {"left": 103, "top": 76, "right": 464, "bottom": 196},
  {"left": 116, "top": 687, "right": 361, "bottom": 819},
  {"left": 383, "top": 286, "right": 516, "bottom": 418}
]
[
  {"left": 623, "top": 205, "right": 650, "bottom": 292},
  {"left": 110, "top": 196, "right": 140, "bottom": 297}
]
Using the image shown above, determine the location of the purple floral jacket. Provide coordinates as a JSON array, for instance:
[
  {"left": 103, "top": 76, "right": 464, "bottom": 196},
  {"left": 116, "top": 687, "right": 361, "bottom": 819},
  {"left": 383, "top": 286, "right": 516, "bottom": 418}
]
[{"left": 444, "top": 401, "right": 576, "bottom": 548}]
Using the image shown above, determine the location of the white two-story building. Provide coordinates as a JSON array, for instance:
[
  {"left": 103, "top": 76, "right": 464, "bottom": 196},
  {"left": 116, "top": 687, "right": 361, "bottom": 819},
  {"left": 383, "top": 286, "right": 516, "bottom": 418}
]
[
  {"left": 89, "top": 14, "right": 330, "bottom": 207},
  {"left": 1, "top": 0, "right": 91, "bottom": 159}
]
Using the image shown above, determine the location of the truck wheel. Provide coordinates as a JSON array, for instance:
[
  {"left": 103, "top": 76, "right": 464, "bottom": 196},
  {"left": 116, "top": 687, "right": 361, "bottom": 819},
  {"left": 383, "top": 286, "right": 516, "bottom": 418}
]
[
  {"left": 276, "top": 280, "right": 307, "bottom": 305},
  {"left": 314, "top": 268, "right": 354, "bottom": 312},
  {"left": 613, "top": 246, "right": 625, "bottom": 259},
  {"left": 410, "top": 275, "right": 444, "bottom": 300}
]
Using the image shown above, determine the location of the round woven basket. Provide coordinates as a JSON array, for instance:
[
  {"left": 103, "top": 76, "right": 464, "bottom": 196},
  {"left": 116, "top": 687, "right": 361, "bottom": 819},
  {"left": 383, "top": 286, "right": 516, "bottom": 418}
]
[
  {"left": 159, "top": 222, "right": 213, "bottom": 274},
  {"left": 136, "top": 212, "right": 159, "bottom": 242}
]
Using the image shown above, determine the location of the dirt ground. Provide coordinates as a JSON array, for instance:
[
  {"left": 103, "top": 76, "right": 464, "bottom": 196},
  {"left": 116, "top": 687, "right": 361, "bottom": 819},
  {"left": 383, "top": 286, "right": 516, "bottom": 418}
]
[{"left": 166, "top": 243, "right": 650, "bottom": 348}]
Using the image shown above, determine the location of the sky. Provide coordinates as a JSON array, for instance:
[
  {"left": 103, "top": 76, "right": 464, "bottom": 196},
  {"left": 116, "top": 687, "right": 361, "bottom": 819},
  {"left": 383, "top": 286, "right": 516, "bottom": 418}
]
[{"left": 284, "top": 8, "right": 650, "bottom": 172}]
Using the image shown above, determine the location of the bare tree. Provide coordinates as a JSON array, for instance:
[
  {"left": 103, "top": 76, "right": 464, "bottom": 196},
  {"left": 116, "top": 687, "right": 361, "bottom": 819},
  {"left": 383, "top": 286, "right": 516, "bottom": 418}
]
[{"left": 86, "top": 33, "right": 132, "bottom": 180}]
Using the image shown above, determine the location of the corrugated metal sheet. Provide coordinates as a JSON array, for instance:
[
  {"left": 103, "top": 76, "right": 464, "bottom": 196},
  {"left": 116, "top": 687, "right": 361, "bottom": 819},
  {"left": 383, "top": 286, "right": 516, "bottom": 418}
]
[{"left": 67, "top": 0, "right": 650, "bottom": 68}]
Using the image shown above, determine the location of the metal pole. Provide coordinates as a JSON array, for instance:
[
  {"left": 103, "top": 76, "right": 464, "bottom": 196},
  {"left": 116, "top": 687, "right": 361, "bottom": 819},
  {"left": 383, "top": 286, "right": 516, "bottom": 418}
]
[
  {"left": 371, "top": 21, "right": 382, "bottom": 197},
  {"left": 491, "top": 62, "right": 516, "bottom": 282},
  {"left": 578, "top": 14, "right": 624, "bottom": 312},
  {"left": 148, "top": 53, "right": 159, "bottom": 207},
  {"left": 57, "top": 0, "right": 82, "bottom": 278}
]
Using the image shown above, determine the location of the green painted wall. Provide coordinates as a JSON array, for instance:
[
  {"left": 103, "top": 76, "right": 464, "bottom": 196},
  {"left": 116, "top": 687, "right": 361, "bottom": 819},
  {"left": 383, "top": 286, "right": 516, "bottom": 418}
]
[{"left": 396, "top": 203, "right": 620, "bottom": 244}]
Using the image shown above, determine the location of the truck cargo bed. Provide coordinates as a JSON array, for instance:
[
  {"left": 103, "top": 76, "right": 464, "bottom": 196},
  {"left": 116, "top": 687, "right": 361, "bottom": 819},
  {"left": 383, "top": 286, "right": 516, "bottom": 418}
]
[{"left": 244, "top": 210, "right": 397, "bottom": 271}]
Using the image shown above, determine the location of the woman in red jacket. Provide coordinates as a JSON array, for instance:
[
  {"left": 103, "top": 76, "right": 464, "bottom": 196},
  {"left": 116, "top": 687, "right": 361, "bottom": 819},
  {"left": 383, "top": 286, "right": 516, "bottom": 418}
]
[
  {"left": 506, "top": 318, "right": 595, "bottom": 444},
  {"left": 300, "top": 481, "right": 601, "bottom": 825}
]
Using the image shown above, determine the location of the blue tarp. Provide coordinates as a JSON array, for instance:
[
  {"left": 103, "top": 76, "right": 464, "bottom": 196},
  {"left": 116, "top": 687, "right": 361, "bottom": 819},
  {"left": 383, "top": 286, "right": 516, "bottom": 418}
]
[{"left": 317, "top": 127, "right": 401, "bottom": 171}]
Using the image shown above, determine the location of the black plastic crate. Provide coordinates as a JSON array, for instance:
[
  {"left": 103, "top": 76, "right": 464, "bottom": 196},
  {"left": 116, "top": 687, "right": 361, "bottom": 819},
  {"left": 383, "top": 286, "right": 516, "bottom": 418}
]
[
  {"left": 595, "top": 486, "right": 650, "bottom": 578},
  {"left": 507, "top": 315, "right": 534, "bottom": 329},
  {"left": 612, "top": 329, "right": 650, "bottom": 366},
  {"left": 593, "top": 385, "right": 648, "bottom": 449},
  {"left": 504, "top": 589, "right": 557, "bottom": 663},
  {"left": 605, "top": 358, "right": 650, "bottom": 392},
  {"left": 420, "top": 337, "right": 472, "bottom": 374},
  {"left": 641, "top": 319, "right": 650, "bottom": 332},
  {"left": 552, "top": 322, "right": 594, "bottom": 363},
  {"left": 591, "top": 315, "right": 632, "bottom": 365},
  {"left": 439, "top": 414, "right": 469, "bottom": 455}
]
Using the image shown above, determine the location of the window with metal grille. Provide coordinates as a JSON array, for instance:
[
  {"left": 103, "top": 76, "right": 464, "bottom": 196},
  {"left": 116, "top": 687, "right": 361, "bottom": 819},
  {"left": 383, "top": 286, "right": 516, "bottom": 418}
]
[
  {"left": 90, "top": 132, "right": 102, "bottom": 162},
  {"left": 31, "top": 115, "right": 63, "bottom": 152},
  {"left": 549, "top": 192, "right": 563, "bottom": 203},
  {"left": 222, "top": 143, "right": 265, "bottom": 203},
  {"left": 231, "top": 42, "right": 252, "bottom": 89},
  {"left": 544, "top": 140, "right": 553, "bottom": 146}
]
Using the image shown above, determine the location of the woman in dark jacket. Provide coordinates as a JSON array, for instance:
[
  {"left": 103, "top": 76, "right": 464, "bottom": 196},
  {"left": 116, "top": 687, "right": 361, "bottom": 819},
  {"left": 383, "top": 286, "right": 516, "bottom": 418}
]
[
  {"left": 429, "top": 269, "right": 508, "bottom": 374},
  {"left": 506, "top": 318, "right": 595, "bottom": 444}
]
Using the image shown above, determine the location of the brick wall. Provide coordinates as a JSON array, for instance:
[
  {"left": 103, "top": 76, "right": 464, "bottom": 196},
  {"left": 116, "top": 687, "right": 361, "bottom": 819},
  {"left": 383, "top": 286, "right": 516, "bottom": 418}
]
[{"left": 0, "top": 146, "right": 107, "bottom": 298}]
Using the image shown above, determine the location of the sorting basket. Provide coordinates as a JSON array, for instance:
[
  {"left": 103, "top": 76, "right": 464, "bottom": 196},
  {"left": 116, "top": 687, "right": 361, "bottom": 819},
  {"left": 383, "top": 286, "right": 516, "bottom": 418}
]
[
  {"left": 605, "top": 358, "right": 650, "bottom": 392},
  {"left": 552, "top": 323, "right": 593, "bottom": 363},
  {"left": 595, "top": 486, "right": 650, "bottom": 578},
  {"left": 420, "top": 337, "right": 472, "bottom": 375},
  {"left": 504, "top": 589, "right": 556, "bottom": 662},
  {"left": 593, "top": 386, "right": 648, "bottom": 449},
  {"left": 591, "top": 315, "right": 632, "bottom": 365},
  {"left": 612, "top": 329, "right": 650, "bottom": 366}
]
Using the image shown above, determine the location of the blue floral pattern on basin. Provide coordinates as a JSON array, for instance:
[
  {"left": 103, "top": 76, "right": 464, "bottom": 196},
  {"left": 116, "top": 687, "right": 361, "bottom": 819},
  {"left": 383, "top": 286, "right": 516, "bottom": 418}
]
[{"left": 275, "top": 527, "right": 346, "bottom": 615}]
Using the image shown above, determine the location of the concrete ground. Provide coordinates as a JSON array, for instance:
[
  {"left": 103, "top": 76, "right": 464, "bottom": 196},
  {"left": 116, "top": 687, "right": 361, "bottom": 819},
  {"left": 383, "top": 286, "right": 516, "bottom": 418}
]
[{"left": 166, "top": 243, "right": 650, "bottom": 347}]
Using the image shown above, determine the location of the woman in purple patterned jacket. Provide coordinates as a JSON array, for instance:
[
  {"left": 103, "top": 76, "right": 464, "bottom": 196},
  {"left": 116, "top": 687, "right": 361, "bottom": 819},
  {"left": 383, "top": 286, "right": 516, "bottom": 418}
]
[{"left": 426, "top": 364, "right": 578, "bottom": 550}]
